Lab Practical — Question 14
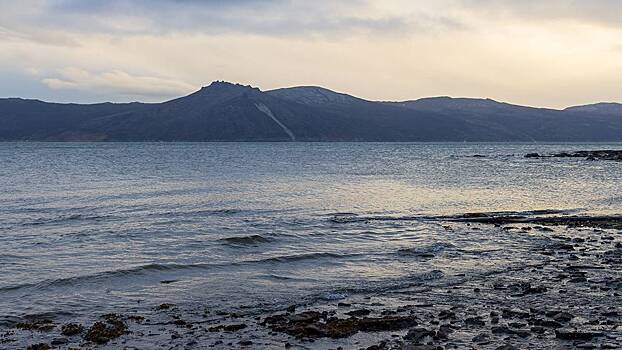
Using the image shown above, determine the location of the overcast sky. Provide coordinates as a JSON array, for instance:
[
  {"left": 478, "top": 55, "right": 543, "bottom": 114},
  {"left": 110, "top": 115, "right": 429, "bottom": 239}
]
[{"left": 1, "top": 0, "right": 621, "bottom": 108}]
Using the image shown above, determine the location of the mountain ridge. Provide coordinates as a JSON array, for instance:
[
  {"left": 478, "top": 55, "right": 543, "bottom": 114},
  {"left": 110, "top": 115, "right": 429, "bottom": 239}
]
[{"left": 1, "top": 81, "right": 621, "bottom": 142}]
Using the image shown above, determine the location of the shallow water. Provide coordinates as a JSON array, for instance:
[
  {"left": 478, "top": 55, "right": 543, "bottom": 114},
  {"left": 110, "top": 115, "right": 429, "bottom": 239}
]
[{"left": 1, "top": 142, "right": 621, "bottom": 327}]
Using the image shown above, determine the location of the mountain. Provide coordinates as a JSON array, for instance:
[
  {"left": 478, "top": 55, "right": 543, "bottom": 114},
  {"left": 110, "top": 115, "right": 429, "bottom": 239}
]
[
  {"left": 1, "top": 81, "right": 622, "bottom": 141},
  {"left": 565, "top": 102, "right": 622, "bottom": 115}
]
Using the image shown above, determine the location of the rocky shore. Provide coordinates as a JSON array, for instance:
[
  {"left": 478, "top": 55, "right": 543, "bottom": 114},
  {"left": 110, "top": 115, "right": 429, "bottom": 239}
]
[
  {"left": 525, "top": 150, "right": 622, "bottom": 161},
  {"left": 3, "top": 213, "right": 622, "bottom": 349}
]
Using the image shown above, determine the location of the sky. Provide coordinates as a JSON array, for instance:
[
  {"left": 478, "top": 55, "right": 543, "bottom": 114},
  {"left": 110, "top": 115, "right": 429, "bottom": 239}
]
[{"left": 1, "top": 0, "right": 621, "bottom": 108}]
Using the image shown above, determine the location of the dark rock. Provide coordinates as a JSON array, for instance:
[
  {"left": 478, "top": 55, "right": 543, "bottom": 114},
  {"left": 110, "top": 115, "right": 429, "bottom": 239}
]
[
  {"left": 239, "top": 340, "right": 253, "bottom": 346},
  {"left": 50, "top": 338, "right": 68, "bottom": 346},
  {"left": 345, "top": 309, "right": 372, "bottom": 317},
  {"left": 495, "top": 345, "right": 518, "bottom": 350},
  {"left": 84, "top": 314, "right": 127, "bottom": 344},
  {"left": 173, "top": 319, "right": 187, "bottom": 326},
  {"left": 491, "top": 326, "right": 530, "bottom": 337},
  {"left": 224, "top": 324, "right": 247, "bottom": 332},
  {"left": 555, "top": 329, "right": 604, "bottom": 340},
  {"left": 26, "top": 343, "right": 50, "bottom": 350},
  {"left": 438, "top": 310, "right": 455, "bottom": 320},
  {"left": 404, "top": 327, "right": 435, "bottom": 343},
  {"left": 264, "top": 312, "right": 418, "bottom": 339},
  {"left": 552, "top": 312, "right": 574, "bottom": 323},
  {"left": 472, "top": 333, "right": 490, "bottom": 344},
  {"left": 127, "top": 315, "right": 145, "bottom": 322},
  {"left": 465, "top": 317, "right": 486, "bottom": 327},
  {"left": 288, "top": 311, "right": 323, "bottom": 323},
  {"left": 502, "top": 308, "right": 530, "bottom": 319},
  {"left": 156, "top": 303, "right": 174, "bottom": 310},
  {"left": 15, "top": 319, "right": 55, "bottom": 332},
  {"left": 532, "top": 319, "right": 563, "bottom": 328}
]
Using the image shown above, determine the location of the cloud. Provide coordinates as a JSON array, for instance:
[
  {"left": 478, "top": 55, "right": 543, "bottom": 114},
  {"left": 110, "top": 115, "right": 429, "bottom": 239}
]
[
  {"left": 41, "top": 68, "right": 196, "bottom": 98},
  {"left": 0, "top": 25, "right": 79, "bottom": 47},
  {"left": 0, "top": 0, "right": 461, "bottom": 39},
  {"left": 1, "top": 0, "right": 622, "bottom": 107},
  {"left": 460, "top": 0, "right": 622, "bottom": 28}
]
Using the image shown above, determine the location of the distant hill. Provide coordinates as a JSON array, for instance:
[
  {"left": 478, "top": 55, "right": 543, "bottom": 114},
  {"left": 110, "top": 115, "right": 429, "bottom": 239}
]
[
  {"left": 1, "top": 81, "right": 621, "bottom": 141},
  {"left": 565, "top": 102, "right": 622, "bottom": 115}
]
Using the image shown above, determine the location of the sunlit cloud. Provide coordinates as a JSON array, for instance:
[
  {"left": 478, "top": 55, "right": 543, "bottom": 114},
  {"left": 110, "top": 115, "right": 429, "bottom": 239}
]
[{"left": 41, "top": 68, "right": 195, "bottom": 99}]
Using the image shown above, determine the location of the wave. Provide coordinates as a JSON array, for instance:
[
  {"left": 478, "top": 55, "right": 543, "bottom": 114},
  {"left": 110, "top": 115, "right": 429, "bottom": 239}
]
[
  {"left": 329, "top": 209, "right": 582, "bottom": 225},
  {"left": 20, "top": 214, "right": 113, "bottom": 227},
  {"left": 397, "top": 242, "right": 454, "bottom": 257},
  {"left": 0, "top": 252, "right": 359, "bottom": 294},
  {"left": 260, "top": 252, "right": 357, "bottom": 263},
  {"left": 0, "top": 263, "right": 197, "bottom": 293},
  {"left": 220, "top": 234, "right": 272, "bottom": 246},
  {"left": 330, "top": 215, "right": 420, "bottom": 224}
]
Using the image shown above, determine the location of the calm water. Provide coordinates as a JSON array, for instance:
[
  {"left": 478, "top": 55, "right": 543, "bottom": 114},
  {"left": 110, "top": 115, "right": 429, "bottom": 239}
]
[{"left": 1, "top": 142, "right": 621, "bottom": 326}]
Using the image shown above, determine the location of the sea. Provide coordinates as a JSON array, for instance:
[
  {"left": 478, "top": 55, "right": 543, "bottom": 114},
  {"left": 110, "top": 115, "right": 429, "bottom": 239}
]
[{"left": 1, "top": 142, "right": 621, "bottom": 329}]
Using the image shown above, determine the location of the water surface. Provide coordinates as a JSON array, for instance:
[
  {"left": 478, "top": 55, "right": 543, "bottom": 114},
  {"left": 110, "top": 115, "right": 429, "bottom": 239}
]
[{"left": 1, "top": 142, "right": 621, "bottom": 325}]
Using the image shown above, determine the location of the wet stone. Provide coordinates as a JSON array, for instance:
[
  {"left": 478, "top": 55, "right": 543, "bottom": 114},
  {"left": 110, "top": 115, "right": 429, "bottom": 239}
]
[
  {"left": 84, "top": 314, "right": 128, "bottom": 344},
  {"left": 61, "top": 322, "right": 84, "bottom": 336},
  {"left": 555, "top": 329, "right": 604, "bottom": 340},
  {"left": 345, "top": 309, "right": 372, "bottom": 317},
  {"left": 15, "top": 320, "right": 55, "bottom": 332}
]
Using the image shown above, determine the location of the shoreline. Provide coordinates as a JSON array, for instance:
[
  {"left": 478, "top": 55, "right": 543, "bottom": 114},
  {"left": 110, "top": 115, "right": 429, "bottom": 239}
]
[{"left": 3, "top": 213, "right": 622, "bottom": 349}]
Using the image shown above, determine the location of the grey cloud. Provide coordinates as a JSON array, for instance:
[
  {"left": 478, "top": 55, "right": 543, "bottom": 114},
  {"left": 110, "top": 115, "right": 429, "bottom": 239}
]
[
  {"left": 461, "top": 0, "right": 622, "bottom": 28},
  {"left": 0, "top": 0, "right": 461, "bottom": 39}
]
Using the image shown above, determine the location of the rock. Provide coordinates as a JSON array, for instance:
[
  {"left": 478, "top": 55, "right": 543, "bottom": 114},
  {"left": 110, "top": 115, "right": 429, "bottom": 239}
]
[
  {"left": 465, "top": 317, "right": 486, "bottom": 327},
  {"left": 438, "top": 310, "right": 455, "bottom": 319},
  {"left": 50, "top": 338, "right": 68, "bottom": 346},
  {"left": 84, "top": 314, "right": 127, "bottom": 344},
  {"left": 436, "top": 324, "right": 452, "bottom": 339},
  {"left": 525, "top": 153, "right": 541, "bottom": 158},
  {"left": 172, "top": 319, "right": 188, "bottom": 326},
  {"left": 472, "top": 333, "right": 490, "bottom": 344},
  {"left": 264, "top": 312, "right": 418, "bottom": 339},
  {"left": 532, "top": 319, "right": 563, "bottom": 328},
  {"left": 502, "top": 308, "right": 530, "bottom": 319},
  {"left": 239, "top": 340, "right": 253, "bottom": 346},
  {"left": 495, "top": 345, "right": 518, "bottom": 350},
  {"left": 156, "top": 303, "right": 174, "bottom": 310},
  {"left": 208, "top": 323, "right": 247, "bottom": 332},
  {"left": 127, "top": 315, "right": 145, "bottom": 322},
  {"left": 552, "top": 312, "right": 574, "bottom": 323},
  {"left": 224, "top": 324, "right": 247, "bottom": 332},
  {"left": 404, "top": 327, "right": 435, "bottom": 344},
  {"left": 555, "top": 329, "right": 604, "bottom": 340},
  {"left": 288, "top": 311, "right": 323, "bottom": 323},
  {"left": 15, "top": 319, "right": 55, "bottom": 332},
  {"left": 26, "top": 343, "right": 50, "bottom": 350},
  {"left": 345, "top": 309, "right": 372, "bottom": 317},
  {"left": 491, "top": 326, "right": 530, "bottom": 337}
]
